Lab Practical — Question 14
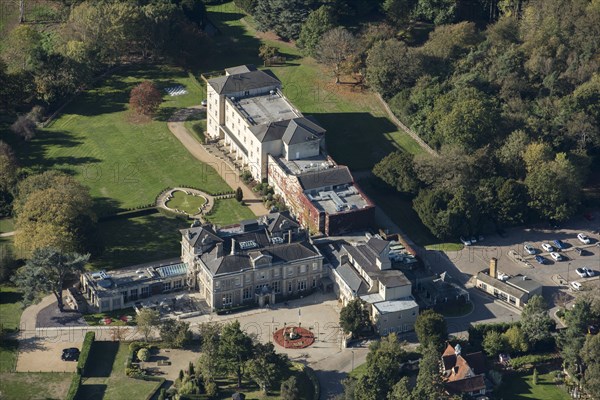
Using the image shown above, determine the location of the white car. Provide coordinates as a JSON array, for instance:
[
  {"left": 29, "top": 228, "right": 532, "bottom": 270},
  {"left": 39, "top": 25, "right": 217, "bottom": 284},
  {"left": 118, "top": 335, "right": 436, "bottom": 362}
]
[
  {"left": 583, "top": 267, "right": 595, "bottom": 277},
  {"left": 550, "top": 252, "right": 562, "bottom": 261},
  {"left": 541, "top": 243, "right": 554, "bottom": 252},
  {"left": 570, "top": 281, "right": 582, "bottom": 291},
  {"left": 576, "top": 268, "right": 588, "bottom": 278},
  {"left": 460, "top": 236, "right": 472, "bottom": 246},
  {"left": 524, "top": 244, "right": 536, "bottom": 255},
  {"left": 577, "top": 233, "right": 591, "bottom": 244}
]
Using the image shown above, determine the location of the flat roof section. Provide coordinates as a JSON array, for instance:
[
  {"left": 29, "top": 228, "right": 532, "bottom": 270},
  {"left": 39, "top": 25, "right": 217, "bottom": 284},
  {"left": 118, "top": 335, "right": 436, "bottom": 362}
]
[
  {"left": 309, "top": 186, "right": 370, "bottom": 215},
  {"left": 232, "top": 92, "right": 300, "bottom": 126},
  {"left": 373, "top": 297, "right": 419, "bottom": 314}
]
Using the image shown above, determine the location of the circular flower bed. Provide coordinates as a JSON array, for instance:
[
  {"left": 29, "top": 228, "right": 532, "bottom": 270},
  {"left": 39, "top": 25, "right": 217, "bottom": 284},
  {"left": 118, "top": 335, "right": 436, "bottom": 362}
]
[{"left": 273, "top": 326, "right": 315, "bottom": 349}]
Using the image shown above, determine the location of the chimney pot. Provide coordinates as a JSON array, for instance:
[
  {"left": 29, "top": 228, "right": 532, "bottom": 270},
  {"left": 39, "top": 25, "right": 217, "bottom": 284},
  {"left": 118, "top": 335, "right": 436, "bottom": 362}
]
[{"left": 489, "top": 257, "right": 498, "bottom": 279}]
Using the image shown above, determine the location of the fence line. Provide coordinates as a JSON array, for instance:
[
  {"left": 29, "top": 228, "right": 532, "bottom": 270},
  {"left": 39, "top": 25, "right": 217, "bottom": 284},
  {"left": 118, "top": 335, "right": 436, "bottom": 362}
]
[{"left": 375, "top": 93, "right": 438, "bottom": 157}]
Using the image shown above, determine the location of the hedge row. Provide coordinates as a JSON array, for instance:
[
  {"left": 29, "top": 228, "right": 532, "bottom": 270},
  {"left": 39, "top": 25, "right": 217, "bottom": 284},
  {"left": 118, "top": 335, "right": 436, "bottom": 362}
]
[
  {"left": 303, "top": 365, "right": 320, "bottom": 400},
  {"left": 77, "top": 332, "right": 95, "bottom": 376},
  {"left": 468, "top": 322, "right": 517, "bottom": 350},
  {"left": 65, "top": 373, "right": 81, "bottom": 400},
  {"left": 215, "top": 302, "right": 257, "bottom": 315},
  {"left": 144, "top": 378, "right": 166, "bottom": 400},
  {"left": 509, "top": 353, "right": 557, "bottom": 370}
]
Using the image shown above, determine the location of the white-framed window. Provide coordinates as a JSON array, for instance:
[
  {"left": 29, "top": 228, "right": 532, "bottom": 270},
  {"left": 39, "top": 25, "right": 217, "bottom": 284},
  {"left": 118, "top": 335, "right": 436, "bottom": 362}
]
[
  {"left": 235, "top": 277, "right": 241, "bottom": 286},
  {"left": 141, "top": 287, "right": 149, "bottom": 297},
  {"left": 312, "top": 263, "right": 318, "bottom": 271},
  {"left": 300, "top": 265, "right": 307, "bottom": 274},
  {"left": 273, "top": 281, "right": 280, "bottom": 293},
  {"left": 287, "top": 267, "right": 294, "bottom": 276},
  {"left": 222, "top": 293, "right": 232, "bottom": 306},
  {"left": 274, "top": 268, "right": 279, "bottom": 277}
]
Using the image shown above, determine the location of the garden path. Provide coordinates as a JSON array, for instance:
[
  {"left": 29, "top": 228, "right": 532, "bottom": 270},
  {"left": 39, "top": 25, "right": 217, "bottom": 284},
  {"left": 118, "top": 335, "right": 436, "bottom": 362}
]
[{"left": 167, "top": 106, "right": 268, "bottom": 216}]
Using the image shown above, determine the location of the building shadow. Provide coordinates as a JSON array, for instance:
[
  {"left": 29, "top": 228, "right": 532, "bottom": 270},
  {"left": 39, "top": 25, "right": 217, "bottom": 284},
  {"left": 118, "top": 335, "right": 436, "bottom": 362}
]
[{"left": 83, "top": 341, "right": 119, "bottom": 377}]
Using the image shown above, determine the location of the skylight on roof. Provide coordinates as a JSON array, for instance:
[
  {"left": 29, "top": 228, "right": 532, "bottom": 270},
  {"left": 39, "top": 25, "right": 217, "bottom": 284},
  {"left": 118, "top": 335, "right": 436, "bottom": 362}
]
[
  {"left": 156, "top": 263, "right": 188, "bottom": 277},
  {"left": 239, "top": 240, "right": 258, "bottom": 250}
]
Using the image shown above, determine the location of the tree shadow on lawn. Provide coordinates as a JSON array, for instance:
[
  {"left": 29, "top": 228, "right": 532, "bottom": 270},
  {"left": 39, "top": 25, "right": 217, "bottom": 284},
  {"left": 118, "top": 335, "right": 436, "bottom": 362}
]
[
  {"left": 84, "top": 341, "right": 119, "bottom": 378},
  {"left": 15, "top": 131, "right": 101, "bottom": 169},
  {"left": 313, "top": 112, "right": 399, "bottom": 171},
  {"left": 0, "top": 290, "right": 23, "bottom": 306}
]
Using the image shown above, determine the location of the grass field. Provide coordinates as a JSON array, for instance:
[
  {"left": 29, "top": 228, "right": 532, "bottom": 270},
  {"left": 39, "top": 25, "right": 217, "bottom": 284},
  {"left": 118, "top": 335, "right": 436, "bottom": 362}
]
[
  {"left": 205, "top": 198, "right": 255, "bottom": 226},
  {"left": 91, "top": 214, "right": 189, "bottom": 270},
  {"left": 204, "top": 2, "right": 424, "bottom": 171},
  {"left": 12, "top": 65, "right": 245, "bottom": 217},
  {"left": 0, "top": 218, "right": 14, "bottom": 234},
  {"left": 0, "top": 285, "right": 24, "bottom": 373},
  {"left": 166, "top": 190, "right": 207, "bottom": 214},
  {"left": 0, "top": 372, "right": 74, "bottom": 399},
  {"left": 494, "top": 371, "right": 570, "bottom": 400},
  {"left": 78, "top": 341, "right": 158, "bottom": 400}
]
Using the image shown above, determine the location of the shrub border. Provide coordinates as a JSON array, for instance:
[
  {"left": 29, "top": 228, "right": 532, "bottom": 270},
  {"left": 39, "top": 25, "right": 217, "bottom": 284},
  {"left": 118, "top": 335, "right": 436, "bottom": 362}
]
[{"left": 77, "top": 331, "right": 95, "bottom": 376}]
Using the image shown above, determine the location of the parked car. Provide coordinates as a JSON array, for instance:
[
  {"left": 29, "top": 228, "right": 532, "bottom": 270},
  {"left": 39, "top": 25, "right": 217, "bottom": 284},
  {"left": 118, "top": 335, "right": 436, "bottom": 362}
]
[
  {"left": 201, "top": 99, "right": 207, "bottom": 107},
  {"left": 61, "top": 348, "right": 80, "bottom": 361},
  {"left": 524, "top": 243, "right": 536, "bottom": 255},
  {"left": 470, "top": 236, "right": 478, "bottom": 244},
  {"left": 553, "top": 239, "right": 567, "bottom": 250},
  {"left": 534, "top": 255, "right": 547, "bottom": 264},
  {"left": 583, "top": 267, "right": 595, "bottom": 277},
  {"left": 576, "top": 268, "right": 588, "bottom": 278},
  {"left": 577, "top": 233, "right": 591, "bottom": 244},
  {"left": 570, "top": 281, "right": 582, "bottom": 291},
  {"left": 460, "top": 236, "right": 472, "bottom": 246},
  {"left": 550, "top": 252, "right": 562, "bottom": 261},
  {"left": 541, "top": 243, "right": 554, "bottom": 252},
  {"left": 574, "top": 247, "right": 584, "bottom": 256}
]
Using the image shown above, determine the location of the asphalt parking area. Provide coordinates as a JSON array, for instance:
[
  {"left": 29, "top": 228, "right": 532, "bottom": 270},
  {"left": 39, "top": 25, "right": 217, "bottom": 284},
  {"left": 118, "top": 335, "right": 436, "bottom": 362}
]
[{"left": 443, "top": 215, "right": 600, "bottom": 293}]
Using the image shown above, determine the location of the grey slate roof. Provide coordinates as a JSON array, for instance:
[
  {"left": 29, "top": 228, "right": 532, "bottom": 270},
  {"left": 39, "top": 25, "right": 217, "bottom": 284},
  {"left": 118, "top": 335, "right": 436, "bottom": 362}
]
[
  {"left": 335, "top": 263, "right": 368, "bottom": 295},
  {"left": 476, "top": 271, "right": 527, "bottom": 299},
  {"left": 249, "top": 120, "right": 290, "bottom": 143},
  {"left": 267, "top": 212, "right": 300, "bottom": 234},
  {"left": 367, "top": 237, "right": 389, "bottom": 255},
  {"left": 180, "top": 225, "right": 222, "bottom": 248},
  {"left": 225, "top": 65, "right": 257, "bottom": 75},
  {"left": 297, "top": 166, "right": 354, "bottom": 191},
  {"left": 207, "top": 70, "right": 281, "bottom": 95},
  {"left": 282, "top": 117, "right": 325, "bottom": 145}
]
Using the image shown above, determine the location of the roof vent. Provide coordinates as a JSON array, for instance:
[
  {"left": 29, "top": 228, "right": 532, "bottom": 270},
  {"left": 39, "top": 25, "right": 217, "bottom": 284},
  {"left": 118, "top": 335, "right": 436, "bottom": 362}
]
[{"left": 230, "top": 97, "right": 236, "bottom": 101}]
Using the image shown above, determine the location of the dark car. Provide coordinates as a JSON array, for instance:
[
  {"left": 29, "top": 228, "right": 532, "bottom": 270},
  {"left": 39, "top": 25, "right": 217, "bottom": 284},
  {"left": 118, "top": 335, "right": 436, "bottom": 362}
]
[
  {"left": 61, "top": 348, "right": 80, "bottom": 361},
  {"left": 553, "top": 239, "right": 567, "bottom": 250},
  {"left": 574, "top": 247, "right": 584, "bottom": 256},
  {"left": 534, "top": 255, "right": 547, "bottom": 264}
]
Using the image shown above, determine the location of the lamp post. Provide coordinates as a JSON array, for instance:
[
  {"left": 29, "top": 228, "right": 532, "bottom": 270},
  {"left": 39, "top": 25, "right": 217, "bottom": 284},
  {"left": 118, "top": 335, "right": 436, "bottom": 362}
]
[{"left": 567, "top": 262, "right": 571, "bottom": 283}]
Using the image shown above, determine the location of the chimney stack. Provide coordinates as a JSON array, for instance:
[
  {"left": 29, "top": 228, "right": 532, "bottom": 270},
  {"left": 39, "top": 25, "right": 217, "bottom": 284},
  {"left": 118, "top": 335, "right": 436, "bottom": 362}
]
[
  {"left": 489, "top": 257, "right": 498, "bottom": 279},
  {"left": 216, "top": 242, "right": 223, "bottom": 258},
  {"left": 230, "top": 238, "right": 237, "bottom": 255}
]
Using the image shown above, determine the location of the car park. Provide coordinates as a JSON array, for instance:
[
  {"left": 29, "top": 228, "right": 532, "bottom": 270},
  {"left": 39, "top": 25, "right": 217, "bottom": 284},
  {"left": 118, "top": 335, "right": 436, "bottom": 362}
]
[
  {"left": 535, "top": 255, "right": 547, "bottom": 264},
  {"left": 576, "top": 268, "right": 588, "bottom": 278},
  {"left": 553, "top": 239, "right": 567, "bottom": 250},
  {"left": 550, "top": 252, "right": 562, "bottom": 261},
  {"left": 541, "top": 243, "right": 554, "bottom": 252},
  {"left": 524, "top": 243, "right": 536, "bottom": 255},
  {"left": 583, "top": 267, "right": 595, "bottom": 277},
  {"left": 570, "top": 281, "right": 582, "bottom": 291},
  {"left": 577, "top": 233, "right": 591, "bottom": 244}
]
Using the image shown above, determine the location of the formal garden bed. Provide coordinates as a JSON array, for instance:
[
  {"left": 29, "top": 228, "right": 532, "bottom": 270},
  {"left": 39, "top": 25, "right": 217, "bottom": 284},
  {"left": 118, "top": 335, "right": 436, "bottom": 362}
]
[
  {"left": 165, "top": 190, "right": 207, "bottom": 215},
  {"left": 83, "top": 307, "right": 137, "bottom": 326},
  {"left": 273, "top": 326, "right": 315, "bottom": 349}
]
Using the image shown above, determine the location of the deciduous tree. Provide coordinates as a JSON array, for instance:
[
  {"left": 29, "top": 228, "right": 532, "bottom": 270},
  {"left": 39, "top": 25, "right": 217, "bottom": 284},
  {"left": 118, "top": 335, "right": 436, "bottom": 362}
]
[
  {"left": 129, "top": 80, "right": 162, "bottom": 117},
  {"left": 339, "top": 298, "right": 371, "bottom": 338},
  {"left": 316, "top": 27, "right": 357, "bottom": 84},
  {"left": 137, "top": 308, "right": 160, "bottom": 342},
  {"left": 159, "top": 320, "right": 192, "bottom": 348},
  {"left": 246, "top": 342, "right": 288, "bottom": 393},
  {"left": 520, "top": 295, "right": 554, "bottom": 347},
  {"left": 483, "top": 330, "right": 506, "bottom": 357},
  {"left": 414, "top": 309, "right": 447, "bottom": 349},
  {"left": 297, "top": 6, "right": 336, "bottom": 56},
  {"left": 373, "top": 151, "right": 420, "bottom": 194},
  {"left": 218, "top": 320, "right": 253, "bottom": 388},
  {"left": 366, "top": 39, "right": 422, "bottom": 98},
  {"left": 280, "top": 375, "right": 300, "bottom": 400},
  {"left": 13, "top": 247, "right": 89, "bottom": 312}
]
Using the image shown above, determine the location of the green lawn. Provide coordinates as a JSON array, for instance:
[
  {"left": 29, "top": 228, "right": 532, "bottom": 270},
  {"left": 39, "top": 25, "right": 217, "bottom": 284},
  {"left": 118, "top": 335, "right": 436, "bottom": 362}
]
[
  {"left": 14, "top": 65, "right": 237, "bottom": 216},
  {"left": 0, "top": 218, "right": 14, "bottom": 234},
  {"left": 78, "top": 341, "right": 158, "bottom": 400},
  {"left": 205, "top": 2, "right": 424, "bottom": 171},
  {"left": 166, "top": 190, "right": 207, "bottom": 214},
  {"left": 91, "top": 214, "right": 189, "bottom": 270},
  {"left": 205, "top": 198, "right": 255, "bottom": 227},
  {"left": 0, "top": 372, "right": 74, "bottom": 399},
  {"left": 0, "top": 285, "right": 23, "bottom": 332},
  {"left": 495, "top": 371, "right": 570, "bottom": 400},
  {"left": 184, "top": 119, "right": 207, "bottom": 143}
]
